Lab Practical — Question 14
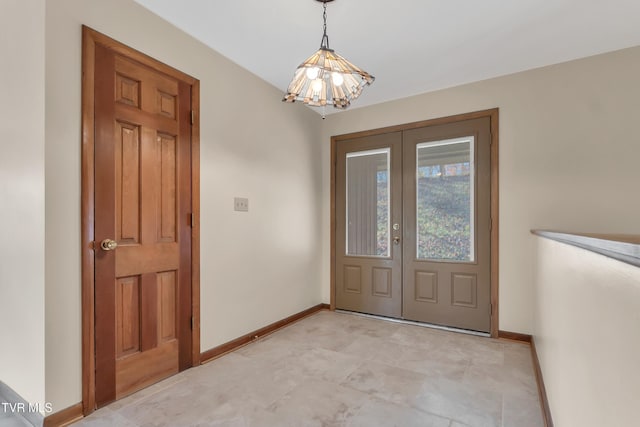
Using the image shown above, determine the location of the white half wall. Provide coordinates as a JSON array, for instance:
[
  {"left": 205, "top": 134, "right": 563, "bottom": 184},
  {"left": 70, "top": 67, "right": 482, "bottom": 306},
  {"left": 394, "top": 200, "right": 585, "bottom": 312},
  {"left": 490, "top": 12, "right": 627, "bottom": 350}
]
[
  {"left": 0, "top": 0, "right": 46, "bottom": 407},
  {"left": 322, "top": 46, "right": 640, "bottom": 333},
  {"left": 45, "top": 0, "right": 323, "bottom": 411},
  {"left": 533, "top": 237, "right": 640, "bottom": 426}
]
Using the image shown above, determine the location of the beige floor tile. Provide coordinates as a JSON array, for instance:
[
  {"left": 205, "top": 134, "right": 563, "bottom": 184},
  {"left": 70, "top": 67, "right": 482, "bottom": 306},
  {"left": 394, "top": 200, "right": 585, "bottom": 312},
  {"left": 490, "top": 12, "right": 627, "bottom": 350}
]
[
  {"left": 372, "top": 339, "right": 470, "bottom": 381},
  {"left": 387, "top": 323, "right": 452, "bottom": 350},
  {"left": 263, "top": 379, "right": 369, "bottom": 426},
  {"left": 413, "top": 377, "right": 503, "bottom": 427},
  {"left": 73, "top": 407, "right": 138, "bottom": 427},
  {"left": 502, "top": 388, "right": 544, "bottom": 427},
  {"left": 190, "top": 401, "right": 278, "bottom": 426},
  {"left": 276, "top": 346, "right": 364, "bottom": 384},
  {"left": 347, "top": 397, "right": 451, "bottom": 427},
  {"left": 341, "top": 361, "right": 429, "bottom": 407},
  {"left": 74, "top": 311, "right": 543, "bottom": 427}
]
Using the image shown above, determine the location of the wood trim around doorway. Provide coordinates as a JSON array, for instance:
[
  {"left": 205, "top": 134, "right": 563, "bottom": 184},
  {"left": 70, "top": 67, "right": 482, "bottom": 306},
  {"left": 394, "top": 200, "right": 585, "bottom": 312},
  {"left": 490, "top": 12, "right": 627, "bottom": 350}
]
[
  {"left": 81, "top": 26, "right": 201, "bottom": 415},
  {"left": 329, "top": 108, "right": 500, "bottom": 337}
]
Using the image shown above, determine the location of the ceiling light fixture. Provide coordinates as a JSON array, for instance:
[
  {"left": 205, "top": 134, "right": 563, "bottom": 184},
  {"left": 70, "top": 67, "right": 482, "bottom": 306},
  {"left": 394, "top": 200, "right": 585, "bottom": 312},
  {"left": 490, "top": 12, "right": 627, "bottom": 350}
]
[{"left": 282, "top": 0, "right": 375, "bottom": 118}]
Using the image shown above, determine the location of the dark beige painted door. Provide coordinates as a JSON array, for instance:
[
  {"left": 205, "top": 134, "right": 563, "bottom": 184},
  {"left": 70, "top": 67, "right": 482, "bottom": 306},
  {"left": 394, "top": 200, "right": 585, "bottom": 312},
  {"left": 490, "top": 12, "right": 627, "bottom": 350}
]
[
  {"left": 335, "top": 132, "right": 403, "bottom": 318},
  {"left": 402, "top": 117, "right": 491, "bottom": 332},
  {"left": 335, "top": 118, "right": 491, "bottom": 332},
  {"left": 94, "top": 44, "right": 193, "bottom": 406}
]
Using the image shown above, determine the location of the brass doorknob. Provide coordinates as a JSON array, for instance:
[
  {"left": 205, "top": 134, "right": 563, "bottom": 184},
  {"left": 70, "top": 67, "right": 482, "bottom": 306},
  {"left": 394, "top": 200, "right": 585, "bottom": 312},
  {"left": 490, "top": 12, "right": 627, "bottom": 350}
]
[
  {"left": 393, "top": 236, "right": 401, "bottom": 245},
  {"left": 100, "top": 239, "right": 118, "bottom": 251}
]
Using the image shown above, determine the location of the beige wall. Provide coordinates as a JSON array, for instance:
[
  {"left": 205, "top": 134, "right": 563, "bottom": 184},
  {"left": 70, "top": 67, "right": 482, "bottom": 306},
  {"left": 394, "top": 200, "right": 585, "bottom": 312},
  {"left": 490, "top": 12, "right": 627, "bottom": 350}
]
[
  {"left": 9, "top": 0, "right": 638, "bottom": 414},
  {"left": 533, "top": 237, "right": 640, "bottom": 426},
  {"left": 0, "top": 0, "right": 46, "bottom": 406},
  {"left": 45, "top": 0, "right": 323, "bottom": 411},
  {"left": 322, "top": 46, "right": 640, "bottom": 333}
]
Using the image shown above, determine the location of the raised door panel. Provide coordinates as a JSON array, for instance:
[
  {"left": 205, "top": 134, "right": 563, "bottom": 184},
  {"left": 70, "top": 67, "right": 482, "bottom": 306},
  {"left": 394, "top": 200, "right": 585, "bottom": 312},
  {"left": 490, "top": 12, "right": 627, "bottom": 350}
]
[
  {"left": 157, "top": 134, "right": 177, "bottom": 243},
  {"left": 343, "top": 265, "right": 362, "bottom": 294},
  {"left": 451, "top": 273, "right": 477, "bottom": 308},
  {"left": 115, "top": 122, "right": 141, "bottom": 244},
  {"left": 157, "top": 91, "right": 176, "bottom": 119},
  {"left": 415, "top": 271, "right": 438, "bottom": 303},
  {"left": 115, "top": 74, "right": 140, "bottom": 108},
  {"left": 158, "top": 271, "right": 177, "bottom": 343},
  {"left": 372, "top": 267, "right": 392, "bottom": 298},
  {"left": 115, "top": 276, "right": 140, "bottom": 358}
]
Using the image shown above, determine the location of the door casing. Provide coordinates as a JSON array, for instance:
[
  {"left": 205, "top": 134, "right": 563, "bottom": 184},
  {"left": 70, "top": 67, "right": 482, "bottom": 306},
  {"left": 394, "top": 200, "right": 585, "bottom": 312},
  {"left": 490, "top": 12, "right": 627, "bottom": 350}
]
[
  {"left": 330, "top": 109, "right": 499, "bottom": 337},
  {"left": 81, "top": 26, "right": 201, "bottom": 415}
]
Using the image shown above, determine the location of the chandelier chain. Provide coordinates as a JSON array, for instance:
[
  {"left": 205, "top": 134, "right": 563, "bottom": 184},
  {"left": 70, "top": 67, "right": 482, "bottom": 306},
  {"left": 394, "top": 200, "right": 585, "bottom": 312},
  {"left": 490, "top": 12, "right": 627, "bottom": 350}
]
[{"left": 320, "top": 1, "right": 330, "bottom": 49}]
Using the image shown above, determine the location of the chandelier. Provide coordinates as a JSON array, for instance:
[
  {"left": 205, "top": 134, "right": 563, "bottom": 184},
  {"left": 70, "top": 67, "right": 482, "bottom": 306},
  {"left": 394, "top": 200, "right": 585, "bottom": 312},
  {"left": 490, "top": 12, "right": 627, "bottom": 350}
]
[{"left": 282, "top": 0, "right": 375, "bottom": 115}]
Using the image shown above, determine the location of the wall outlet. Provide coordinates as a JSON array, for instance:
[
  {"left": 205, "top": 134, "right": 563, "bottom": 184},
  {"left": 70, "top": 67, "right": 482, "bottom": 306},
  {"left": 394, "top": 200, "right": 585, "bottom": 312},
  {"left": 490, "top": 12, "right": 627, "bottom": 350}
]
[{"left": 234, "top": 197, "right": 249, "bottom": 212}]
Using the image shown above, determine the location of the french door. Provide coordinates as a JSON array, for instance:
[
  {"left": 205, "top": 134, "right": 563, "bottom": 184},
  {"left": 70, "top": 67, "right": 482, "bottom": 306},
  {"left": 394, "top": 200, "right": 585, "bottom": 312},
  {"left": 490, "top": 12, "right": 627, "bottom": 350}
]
[
  {"left": 336, "top": 132, "right": 403, "bottom": 318},
  {"left": 335, "top": 116, "right": 493, "bottom": 333}
]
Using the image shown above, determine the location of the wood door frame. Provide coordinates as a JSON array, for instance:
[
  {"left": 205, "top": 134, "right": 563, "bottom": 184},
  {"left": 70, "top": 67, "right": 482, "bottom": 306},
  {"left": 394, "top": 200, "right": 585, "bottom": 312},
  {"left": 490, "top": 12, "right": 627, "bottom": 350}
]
[
  {"left": 330, "top": 109, "right": 499, "bottom": 337},
  {"left": 81, "top": 26, "right": 200, "bottom": 415}
]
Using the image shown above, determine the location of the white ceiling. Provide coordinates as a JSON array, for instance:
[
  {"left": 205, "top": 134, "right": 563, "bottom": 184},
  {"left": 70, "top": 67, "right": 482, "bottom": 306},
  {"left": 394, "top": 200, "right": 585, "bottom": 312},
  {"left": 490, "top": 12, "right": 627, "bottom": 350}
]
[{"left": 134, "top": 0, "right": 640, "bottom": 114}]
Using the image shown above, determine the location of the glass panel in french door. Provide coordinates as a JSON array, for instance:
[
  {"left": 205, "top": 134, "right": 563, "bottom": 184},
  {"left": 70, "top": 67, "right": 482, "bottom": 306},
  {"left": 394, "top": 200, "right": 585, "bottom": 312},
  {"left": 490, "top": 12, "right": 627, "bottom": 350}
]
[
  {"left": 416, "top": 137, "right": 475, "bottom": 262},
  {"left": 345, "top": 148, "right": 391, "bottom": 257}
]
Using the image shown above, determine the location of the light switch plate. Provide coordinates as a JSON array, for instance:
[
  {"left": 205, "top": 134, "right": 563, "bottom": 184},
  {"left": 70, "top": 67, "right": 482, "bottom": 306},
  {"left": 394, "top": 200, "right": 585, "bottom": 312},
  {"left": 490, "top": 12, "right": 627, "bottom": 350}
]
[{"left": 234, "top": 197, "right": 249, "bottom": 212}]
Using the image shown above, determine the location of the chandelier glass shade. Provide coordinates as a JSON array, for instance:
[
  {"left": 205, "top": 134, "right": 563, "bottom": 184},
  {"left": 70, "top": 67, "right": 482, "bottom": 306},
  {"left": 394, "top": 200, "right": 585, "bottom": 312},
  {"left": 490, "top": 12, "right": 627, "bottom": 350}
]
[{"left": 282, "top": 0, "right": 374, "bottom": 110}]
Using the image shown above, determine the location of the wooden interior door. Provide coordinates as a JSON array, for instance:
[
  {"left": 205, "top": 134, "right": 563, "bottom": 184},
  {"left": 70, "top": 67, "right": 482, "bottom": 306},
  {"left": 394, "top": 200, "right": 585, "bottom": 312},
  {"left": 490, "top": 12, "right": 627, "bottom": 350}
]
[
  {"left": 93, "top": 42, "right": 193, "bottom": 406},
  {"left": 402, "top": 118, "right": 492, "bottom": 332},
  {"left": 335, "top": 132, "right": 403, "bottom": 318}
]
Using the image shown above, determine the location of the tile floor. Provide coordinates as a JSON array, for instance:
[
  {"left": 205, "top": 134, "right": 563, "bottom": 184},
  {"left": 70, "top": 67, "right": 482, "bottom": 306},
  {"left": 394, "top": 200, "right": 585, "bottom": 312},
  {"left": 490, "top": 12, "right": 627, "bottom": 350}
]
[{"left": 75, "top": 311, "right": 543, "bottom": 427}]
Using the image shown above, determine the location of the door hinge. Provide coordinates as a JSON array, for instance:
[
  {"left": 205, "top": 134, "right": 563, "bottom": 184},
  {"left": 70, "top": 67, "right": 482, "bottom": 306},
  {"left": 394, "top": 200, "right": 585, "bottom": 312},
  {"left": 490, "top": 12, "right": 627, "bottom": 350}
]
[
  {"left": 190, "top": 110, "right": 195, "bottom": 125},
  {"left": 190, "top": 316, "right": 194, "bottom": 330},
  {"left": 189, "top": 213, "right": 194, "bottom": 228},
  {"left": 489, "top": 303, "right": 493, "bottom": 315},
  {"left": 489, "top": 217, "right": 492, "bottom": 231}
]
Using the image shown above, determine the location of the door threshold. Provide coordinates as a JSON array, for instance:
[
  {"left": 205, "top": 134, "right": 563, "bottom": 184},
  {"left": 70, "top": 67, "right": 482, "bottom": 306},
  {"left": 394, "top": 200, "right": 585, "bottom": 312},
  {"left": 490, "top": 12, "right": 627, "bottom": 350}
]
[{"left": 335, "top": 309, "right": 491, "bottom": 338}]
